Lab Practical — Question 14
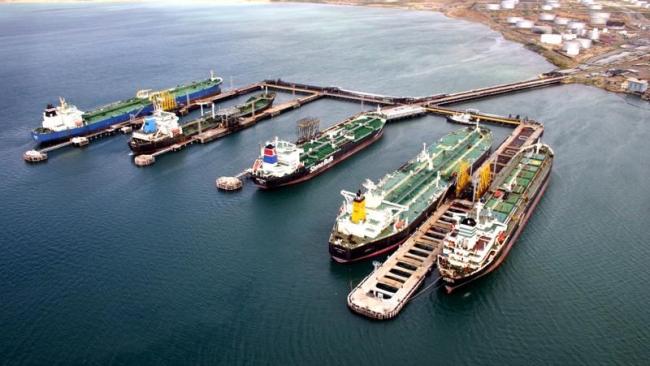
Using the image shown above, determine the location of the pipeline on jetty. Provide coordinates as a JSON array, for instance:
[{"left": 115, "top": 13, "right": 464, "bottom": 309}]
[
  {"left": 24, "top": 118, "right": 143, "bottom": 164},
  {"left": 26, "top": 74, "right": 563, "bottom": 164},
  {"left": 134, "top": 92, "right": 324, "bottom": 166},
  {"left": 262, "top": 76, "right": 565, "bottom": 107},
  {"left": 346, "top": 122, "right": 545, "bottom": 320}
]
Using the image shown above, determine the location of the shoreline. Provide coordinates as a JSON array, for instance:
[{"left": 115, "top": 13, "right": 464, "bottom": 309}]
[
  {"left": 1, "top": 0, "right": 647, "bottom": 100},
  {"left": 271, "top": 0, "right": 650, "bottom": 101}
]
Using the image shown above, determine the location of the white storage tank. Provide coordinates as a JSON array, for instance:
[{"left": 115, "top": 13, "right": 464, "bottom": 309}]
[
  {"left": 590, "top": 28, "right": 600, "bottom": 40},
  {"left": 592, "top": 12, "right": 610, "bottom": 20},
  {"left": 542, "top": 4, "right": 553, "bottom": 10},
  {"left": 539, "top": 13, "right": 556, "bottom": 21},
  {"left": 563, "top": 41, "right": 581, "bottom": 56},
  {"left": 532, "top": 25, "right": 553, "bottom": 34},
  {"left": 540, "top": 34, "right": 563, "bottom": 45},
  {"left": 576, "top": 38, "right": 593, "bottom": 48},
  {"left": 590, "top": 15, "right": 607, "bottom": 25},
  {"left": 486, "top": 3, "right": 501, "bottom": 10},
  {"left": 589, "top": 3, "right": 603, "bottom": 9},
  {"left": 562, "top": 33, "right": 577, "bottom": 40},
  {"left": 501, "top": 0, "right": 516, "bottom": 9},
  {"left": 516, "top": 20, "right": 535, "bottom": 29},
  {"left": 555, "top": 17, "right": 570, "bottom": 25},
  {"left": 569, "top": 21, "right": 586, "bottom": 30},
  {"left": 507, "top": 16, "right": 523, "bottom": 24}
]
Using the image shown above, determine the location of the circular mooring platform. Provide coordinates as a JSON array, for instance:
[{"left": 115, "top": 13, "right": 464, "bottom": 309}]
[
  {"left": 215, "top": 176, "right": 243, "bottom": 191},
  {"left": 134, "top": 154, "right": 155, "bottom": 167}
]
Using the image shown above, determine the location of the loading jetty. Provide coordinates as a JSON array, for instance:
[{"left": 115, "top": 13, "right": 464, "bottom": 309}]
[
  {"left": 25, "top": 74, "right": 564, "bottom": 164},
  {"left": 346, "top": 122, "right": 545, "bottom": 320},
  {"left": 136, "top": 75, "right": 561, "bottom": 166},
  {"left": 24, "top": 117, "right": 144, "bottom": 164},
  {"left": 133, "top": 90, "right": 324, "bottom": 166}
]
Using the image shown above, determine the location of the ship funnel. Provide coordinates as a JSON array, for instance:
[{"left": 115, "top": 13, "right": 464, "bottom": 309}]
[
  {"left": 262, "top": 143, "right": 278, "bottom": 165},
  {"left": 351, "top": 190, "right": 366, "bottom": 224}
]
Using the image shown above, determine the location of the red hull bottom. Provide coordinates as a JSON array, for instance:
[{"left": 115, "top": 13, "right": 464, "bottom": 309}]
[{"left": 330, "top": 237, "right": 407, "bottom": 264}]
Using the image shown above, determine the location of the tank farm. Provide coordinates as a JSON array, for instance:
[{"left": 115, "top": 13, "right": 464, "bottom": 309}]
[{"left": 26, "top": 72, "right": 563, "bottom": 320}]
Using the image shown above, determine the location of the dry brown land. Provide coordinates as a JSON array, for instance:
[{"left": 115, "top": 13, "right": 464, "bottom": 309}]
[{"left": 275, "top": 0, "right": 650, "bottom": 100}]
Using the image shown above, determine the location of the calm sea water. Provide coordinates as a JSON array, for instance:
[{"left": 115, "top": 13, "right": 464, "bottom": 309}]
[{"left": 1, "top": 3, "right": 649, "bottom": 365}]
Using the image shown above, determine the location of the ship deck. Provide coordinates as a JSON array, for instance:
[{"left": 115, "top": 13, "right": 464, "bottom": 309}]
[
  {"left": 300, "top": 115, "right": 384, "bottom": 167},
  {"left": 383, "top": 128, "right": 491, "bottom": 210},
  {"left": 485, "top": 150, "right": 550, "bottom": 222}
]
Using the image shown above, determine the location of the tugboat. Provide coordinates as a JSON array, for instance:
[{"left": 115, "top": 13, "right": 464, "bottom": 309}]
[
  {"left": 31, "top": 71, "right": 223, "bottom": 145},
  {"left": 446, "top": 108, "right": 480, "bottom": 125},
  {"left": 437, "top": 143, "right": 554, "bottom": 293},
  {"left": 249, "top": 113, "right": 386, "bottom": 189},
  {"left": 328, "top": 126, "right": 493, "bottom": 263}
]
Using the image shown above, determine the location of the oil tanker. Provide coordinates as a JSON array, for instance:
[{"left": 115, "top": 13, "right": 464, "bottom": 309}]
[
  {"left": 128, "top": 92, "right": 275, "bottom": 155},
  {"left": 31, "top": 72, "right": 223, "bottom": 145},
  {"left": 249, "top": 113, "right": 386, "bottom": 189},
  {"left": 329, "top": 126, "right": 493, "bottom": 263},
  {"left": 437, "top": 143, "right": 554, "bottom": 293}
]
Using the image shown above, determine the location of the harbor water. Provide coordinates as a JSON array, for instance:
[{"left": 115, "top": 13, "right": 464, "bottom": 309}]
[{"left": 0, "top": 3, "right": 648, "bottom": 365}]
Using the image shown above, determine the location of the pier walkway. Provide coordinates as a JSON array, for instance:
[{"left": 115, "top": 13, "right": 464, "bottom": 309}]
[
  {"left": 262, "top": 76, "right": 565, "bottom": 107},
  {"left": 428, "top": 76, "right": 565, "bottom": 106},
  {"left": 134, "top": 92, "right": 324, "bottom": 166},
  {"left": 347, "top": 122, "right": 545, "bottom": 319},
  {"left": 26, "top": 75, "right": 562, "bottom": 164},
  {"left": 178, "top": 83, "right": 263, "bottom": 115}
]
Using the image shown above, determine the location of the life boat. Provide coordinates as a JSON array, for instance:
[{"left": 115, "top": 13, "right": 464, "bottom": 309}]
[
  {"left": 75, "top": 120, "right": 83, "bottom": 127},
  {"left": 252, "top": 158, "right": 262, "bottom": 173},
  {"left": 497, "top": 231, "right": 507, "bottom": 244},
  {"left": 394, "top": 219, "right": 406, "bottom": 230}
]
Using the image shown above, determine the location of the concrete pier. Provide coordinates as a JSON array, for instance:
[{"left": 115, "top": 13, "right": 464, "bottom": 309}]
[{"left": 347, "top": 201, "right": 472, "bottom": 320}]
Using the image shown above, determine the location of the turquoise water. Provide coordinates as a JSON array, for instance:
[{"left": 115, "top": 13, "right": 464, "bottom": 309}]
[{"left": 0, "top": 3, "right": 648, "bottom": 365}]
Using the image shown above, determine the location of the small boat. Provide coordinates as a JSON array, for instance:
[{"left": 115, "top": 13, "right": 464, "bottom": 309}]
[{"left": 446, "top": 108, "right": 481, "bottom": 125}]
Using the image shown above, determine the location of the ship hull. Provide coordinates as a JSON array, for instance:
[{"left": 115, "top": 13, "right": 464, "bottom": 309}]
[
  {"left": 128, "top": 134, "right": 188, "bottom": 155},
  {"left": 329, "top": 201, "right": 439, "bottom": 264},
  {"left": 442, "top": 168, "right": 551, "bottom": 293},
  {"left": 251, "top": 127, "right": 384, "bottom": 189},
  {"left": 329, "top": 147, "right": 491, "bottom": 264},
  {"left": 31, "top": 84, "right": 221, "bottom": 145}
]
